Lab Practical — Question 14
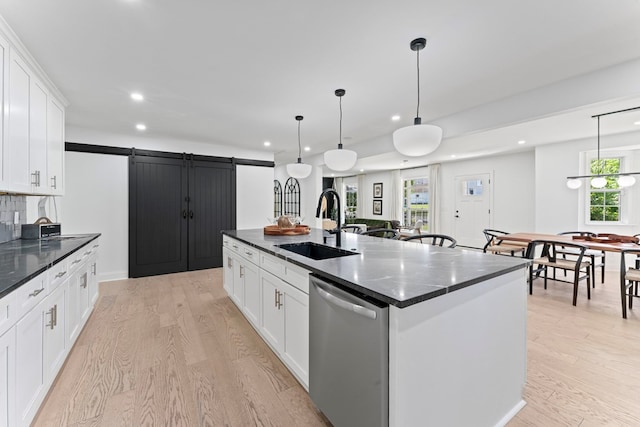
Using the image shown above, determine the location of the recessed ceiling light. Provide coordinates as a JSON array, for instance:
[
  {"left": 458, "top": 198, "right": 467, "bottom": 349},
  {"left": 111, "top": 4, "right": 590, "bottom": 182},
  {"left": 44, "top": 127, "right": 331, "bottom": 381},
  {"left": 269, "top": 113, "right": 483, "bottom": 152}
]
[
  {"left": 263, "top": 141, "right": 271, "bottom": 147},
  {"left": 634, "top": 121, "right": 640, "bottom": 125},
  {"left": 451, "top": 154, "right": 456, "bottom": 158},
  {"left": 391, "top": 115, "right": 401, "bottom": 121},
  {"left": 518, "top": 140, "right": 526, "bottom": 145},
  {"left": 130, "top": 92, "right": 144, "bottom": 101},
  {"left": 331, "top": 173, "right": 335, "bottom": 177},
  {"left": 136, "top": 123, "right": 146, "bottom": 131},
  {"left": 304, "top": 146, "right": 310, "bottom": 152},
  {"left": 360, "top": 169, "right": 364, "bottom": 172}
]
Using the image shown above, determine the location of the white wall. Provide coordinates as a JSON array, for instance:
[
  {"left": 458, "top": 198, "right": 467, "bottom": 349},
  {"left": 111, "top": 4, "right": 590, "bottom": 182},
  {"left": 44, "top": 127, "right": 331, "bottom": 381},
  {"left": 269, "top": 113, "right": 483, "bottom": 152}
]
[
  {"left": 61, "top": 127, "right": 276, "bottom": 281},
  {"left": 236, "top": 165, "right": 273, "bottom": 229},
  {"left": 61, "top": 152, "right": 128, "bottom": 282},
  {"left": 435, "top": 151, "right": 536, "bottom": 240},
  {"left": 359, "top": 171, "right": 394, "bottom": 220}
]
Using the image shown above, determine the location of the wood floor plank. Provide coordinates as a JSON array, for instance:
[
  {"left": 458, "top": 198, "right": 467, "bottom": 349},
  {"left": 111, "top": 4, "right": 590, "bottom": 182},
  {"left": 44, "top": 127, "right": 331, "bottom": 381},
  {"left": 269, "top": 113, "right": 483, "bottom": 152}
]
[{"left": 32, "top": 268, "right": 640, "bottom": 427}]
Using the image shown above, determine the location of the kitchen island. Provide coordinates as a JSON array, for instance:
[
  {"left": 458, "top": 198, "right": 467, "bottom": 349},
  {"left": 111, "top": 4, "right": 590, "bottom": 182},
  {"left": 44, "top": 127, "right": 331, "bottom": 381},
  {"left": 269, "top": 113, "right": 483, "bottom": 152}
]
[{"left": 222, "top": 228, "right": 530, "bottom": 427}]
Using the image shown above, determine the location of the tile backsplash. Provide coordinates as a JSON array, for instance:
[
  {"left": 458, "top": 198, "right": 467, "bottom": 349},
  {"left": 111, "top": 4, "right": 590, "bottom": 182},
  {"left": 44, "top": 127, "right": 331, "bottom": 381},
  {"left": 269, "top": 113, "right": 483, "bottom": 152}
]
[{"left": 0, "top": 195, "right": 26, "bottom": 243}]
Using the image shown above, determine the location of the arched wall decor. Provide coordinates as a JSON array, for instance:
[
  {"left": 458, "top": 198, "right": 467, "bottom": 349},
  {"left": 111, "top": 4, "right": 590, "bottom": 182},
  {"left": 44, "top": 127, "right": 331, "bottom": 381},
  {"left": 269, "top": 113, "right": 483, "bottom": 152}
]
[
  {"left": 284, "top": 177, "right": 301, "bottom": 216},
  {"left": 274, "top": 179, "right": 283, "bottom": 217}
]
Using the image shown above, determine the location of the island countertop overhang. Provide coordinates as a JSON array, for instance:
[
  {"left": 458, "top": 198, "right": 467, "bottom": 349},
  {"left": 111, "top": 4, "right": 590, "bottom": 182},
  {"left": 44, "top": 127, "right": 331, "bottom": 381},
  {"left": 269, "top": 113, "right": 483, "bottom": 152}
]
[{"left": 222, "top": 229, "right": 530, "bottom": 308}]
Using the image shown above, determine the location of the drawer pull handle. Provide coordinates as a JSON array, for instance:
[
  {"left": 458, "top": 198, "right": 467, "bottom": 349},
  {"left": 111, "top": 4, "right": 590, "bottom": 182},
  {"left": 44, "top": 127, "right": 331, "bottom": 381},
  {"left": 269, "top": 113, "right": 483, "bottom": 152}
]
[
  {"left": 245, "top": 251, "right": 252, "bottom": 256},
  {"left": 232, "top": 244, "right": 239, "bottom": 249},
  {"left": 29, "top": 288, "right": 44, "bottom": 297},
  {"left": 55, "top": 271, "right": 67, "bottom": 279},
  {"left": 93, "top": 244, "right": 100, "bottom": 248},
  {"left": 72, "top": 260, "right": 81, "bottom": 265},
  {"left": 85, "top": 251, "right": 92, "bottom": 255}
]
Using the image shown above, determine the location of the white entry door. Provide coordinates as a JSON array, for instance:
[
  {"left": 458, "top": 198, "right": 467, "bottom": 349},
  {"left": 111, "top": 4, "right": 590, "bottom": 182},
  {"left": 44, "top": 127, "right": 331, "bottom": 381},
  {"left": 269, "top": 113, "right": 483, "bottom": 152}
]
[{"left": 454, "top": 173, "right": 492, "bottom": 248}]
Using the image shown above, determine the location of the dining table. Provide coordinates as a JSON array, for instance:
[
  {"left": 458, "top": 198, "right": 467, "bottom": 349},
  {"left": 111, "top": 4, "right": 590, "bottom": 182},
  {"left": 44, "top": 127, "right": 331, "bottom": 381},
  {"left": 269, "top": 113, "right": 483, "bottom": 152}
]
[{"left": 499, "top": 232, "right": 640, "bottom": 253}]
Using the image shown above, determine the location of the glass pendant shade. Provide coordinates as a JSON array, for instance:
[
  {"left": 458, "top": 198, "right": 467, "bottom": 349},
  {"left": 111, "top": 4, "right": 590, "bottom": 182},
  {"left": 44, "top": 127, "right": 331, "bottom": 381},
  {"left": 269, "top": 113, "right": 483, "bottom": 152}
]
[
  {"left": 617, "top": 175, "right": 636, "bottom": 188},
  {"left": 590, "top": 176, "right": 607, "bottom": 188},
  {"left": 393, "top": 123, "right": 443, "bottom": 157},
  {"left": 287, "top": 160, "right": 312, "bottom": 179},
  {"left": 566, "top": 178, "right": 582, "bottom": 189},
  {"left": 324, "top": 148, "right": 357, "bottom": 171}
]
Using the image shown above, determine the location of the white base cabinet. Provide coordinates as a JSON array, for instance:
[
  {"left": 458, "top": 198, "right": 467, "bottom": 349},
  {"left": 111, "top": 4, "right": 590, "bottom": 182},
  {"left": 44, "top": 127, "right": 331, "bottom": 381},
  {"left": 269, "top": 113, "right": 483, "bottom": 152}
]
[
  {"left": 0, "top": 238, "right": 100, "bottom": 427},
  {"left": 223, "top": 236, "right": 309, "bottom": 389},
  {"left": 0, "top": 327, "right": 15, "bottom": 427}
]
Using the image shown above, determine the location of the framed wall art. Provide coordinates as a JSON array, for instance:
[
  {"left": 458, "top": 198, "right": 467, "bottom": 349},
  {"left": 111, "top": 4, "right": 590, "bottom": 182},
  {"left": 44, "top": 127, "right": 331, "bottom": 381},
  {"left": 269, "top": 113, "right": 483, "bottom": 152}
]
[
  {"left": 373, "top": 199, "right": 382, "bottom": 215},
  {"left": 373, "top": 182, "right": 383, "bottom": 198}
]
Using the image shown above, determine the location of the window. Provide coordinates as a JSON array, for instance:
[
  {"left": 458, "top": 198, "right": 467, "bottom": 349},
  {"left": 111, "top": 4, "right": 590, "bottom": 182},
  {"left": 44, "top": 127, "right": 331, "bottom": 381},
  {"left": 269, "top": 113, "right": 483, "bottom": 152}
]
[
  {"left": 345, "top": 184, "right": 357, "bottom": 219},
  {"left": 403, "top": 178, "right": 429, "bottom": 230},
  {"left": 274, "top": 180, "right": 282, "bottom": 217},
  {"left": 589, "top": 158, "right": 621, "bottom": 222},
  {"left": 283, "top": 177, "right": 301, "bottom": 216}
]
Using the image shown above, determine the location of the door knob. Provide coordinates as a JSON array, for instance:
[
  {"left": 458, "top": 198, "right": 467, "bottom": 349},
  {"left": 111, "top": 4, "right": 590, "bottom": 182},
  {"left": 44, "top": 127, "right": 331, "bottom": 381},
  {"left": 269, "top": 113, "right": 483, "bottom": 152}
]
[{"left": 182, "top": 210, "right": 187, "bottom": 219}]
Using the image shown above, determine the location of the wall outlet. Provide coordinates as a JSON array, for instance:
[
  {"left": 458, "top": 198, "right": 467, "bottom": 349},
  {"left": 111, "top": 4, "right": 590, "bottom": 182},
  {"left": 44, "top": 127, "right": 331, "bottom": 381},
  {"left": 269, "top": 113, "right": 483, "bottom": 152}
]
[{"left": 14, "top": 211, "right": 19, "bottom": 224}]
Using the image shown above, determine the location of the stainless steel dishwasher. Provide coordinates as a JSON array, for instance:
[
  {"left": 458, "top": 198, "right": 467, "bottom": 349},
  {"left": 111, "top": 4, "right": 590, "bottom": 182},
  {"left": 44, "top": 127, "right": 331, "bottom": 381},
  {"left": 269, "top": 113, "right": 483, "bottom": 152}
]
[{"left": 309, "top": 274, "right": 389, "bottom": 427}]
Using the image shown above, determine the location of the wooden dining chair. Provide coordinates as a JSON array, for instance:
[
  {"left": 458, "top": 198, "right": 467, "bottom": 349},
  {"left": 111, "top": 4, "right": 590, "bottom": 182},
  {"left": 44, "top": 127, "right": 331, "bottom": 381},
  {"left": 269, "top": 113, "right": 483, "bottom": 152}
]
[
  {"left": 401, "top": 233, "right": 457, "bottom": 248},
  {"left": 556, "top": 231, "right": 605, "bottom": 285},
  {"left": 359, "top": 228, "right": 400, "bottom": 239},
  {"left": 525, "top": 240, "right": 591, "bottom": 306},
  {"left": 482, "top": 229, "right": 528, "bottom": 257},
  {"left": 620, "top": 248, "right": 640, "bottom": 318}
]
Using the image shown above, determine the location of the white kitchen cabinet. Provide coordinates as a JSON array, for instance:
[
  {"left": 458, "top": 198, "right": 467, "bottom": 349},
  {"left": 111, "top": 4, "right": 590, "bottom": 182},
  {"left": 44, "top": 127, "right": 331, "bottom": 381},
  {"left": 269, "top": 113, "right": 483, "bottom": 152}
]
[
  {"left": 230, "top": 252, "right": 244, "bottom": 308},
  {"left": 15, "top": 288, "right": 46, "bottom": 427},
  {"left": 0, "top": 326, "right": 15, "bottom": 427},
  {"left": 29, "top": 77, "right": 48, "bottom": 193},
  {"left": 0, "top": 34, "right": 8, "bottom": 187},
  {"left": 43, "top": 281, "right": 67, "bottom": 388},
  {"left": 46, "top": 96, "right": 65, "bottom": 195},
  {"left": 67, "top": 263, "right": 89, "bottom": 346},
  {"left": 222, "top": 248, "right": 233, "bottom": 295},
  {"left": 6, "top": 48, "right": 30, "bottom": 193},
  {"left": 241, "top": 260, "right": 260, "bottom": 327},
  {"left": 259, "top": 269, "right": 309, "bottom": 388},
  {"left": 88, "top": 253, "right": 99, "bottom": 306}
]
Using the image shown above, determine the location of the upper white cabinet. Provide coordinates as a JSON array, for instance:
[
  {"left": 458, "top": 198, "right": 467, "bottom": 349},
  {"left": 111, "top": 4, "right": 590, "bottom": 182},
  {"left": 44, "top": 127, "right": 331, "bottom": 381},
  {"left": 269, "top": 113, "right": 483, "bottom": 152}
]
[
  {"left": 6, "top": 49, "right": 30, "bottom": 193},
  {"left": 47, "top": 97, "right": 65, "bottom": 195},
  {"left": 0, "top": 20, "right": 67, "bottom": 195}
]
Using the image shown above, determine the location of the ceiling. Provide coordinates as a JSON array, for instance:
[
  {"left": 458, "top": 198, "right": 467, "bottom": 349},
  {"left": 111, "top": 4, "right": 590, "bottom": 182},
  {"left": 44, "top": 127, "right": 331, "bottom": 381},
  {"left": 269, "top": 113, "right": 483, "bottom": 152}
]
[{"left": 1, "top": 0, "right": 640, "bottom": 174}]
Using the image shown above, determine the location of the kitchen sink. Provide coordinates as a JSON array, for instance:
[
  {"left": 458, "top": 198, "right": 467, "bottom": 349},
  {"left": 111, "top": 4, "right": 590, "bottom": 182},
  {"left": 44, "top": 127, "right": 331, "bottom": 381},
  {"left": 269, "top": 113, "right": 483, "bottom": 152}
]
[{"left": 276, "top": 242, "right": 359, "bottom": 261}]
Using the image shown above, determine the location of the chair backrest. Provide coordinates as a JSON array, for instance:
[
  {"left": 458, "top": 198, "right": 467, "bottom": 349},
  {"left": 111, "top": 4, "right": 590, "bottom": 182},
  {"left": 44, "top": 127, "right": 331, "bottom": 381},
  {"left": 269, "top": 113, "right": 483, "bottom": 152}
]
[
  {"left": 557, "top": 231, "right": 596, "bottom": 237},
  {"left": 525, "top": 239, "right": 587, "bottom": 263},
  {"left": 359, "top": 228, "right": 400, "bottom": 239},
  {"left": 482, "top": 229, "right": 511, "bottom": 252},
  {"left": 341, "top": 225, "right": 363, "bottom": 234},
  {"left": 390, "top": 220, "right": 401, "bottom": 231},
  {"left": 413, "top": 220, "right": 423, "bottom": 233},
  {"left": 402, "top": 233, "right": 457, "bottom": 248}
]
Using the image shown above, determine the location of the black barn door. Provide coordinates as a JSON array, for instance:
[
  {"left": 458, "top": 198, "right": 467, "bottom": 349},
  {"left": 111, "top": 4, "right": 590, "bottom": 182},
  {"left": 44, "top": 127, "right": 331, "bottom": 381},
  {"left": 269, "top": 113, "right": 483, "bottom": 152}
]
[
  {"left": 188, "top": 160, "right": 234, "bottom": 270},
  {"left": 129, "top": 156, "right": 188, "bottom": 278},
  {"left": 129, "top": 155, "right": 235, "bottom": 278}
]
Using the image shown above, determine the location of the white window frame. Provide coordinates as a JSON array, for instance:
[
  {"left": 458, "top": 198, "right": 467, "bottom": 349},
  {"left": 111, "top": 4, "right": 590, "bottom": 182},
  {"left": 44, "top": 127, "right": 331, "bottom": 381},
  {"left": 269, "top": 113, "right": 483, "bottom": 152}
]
[{"left": 584, "top": 151, "right": 632, "bottom": 226}]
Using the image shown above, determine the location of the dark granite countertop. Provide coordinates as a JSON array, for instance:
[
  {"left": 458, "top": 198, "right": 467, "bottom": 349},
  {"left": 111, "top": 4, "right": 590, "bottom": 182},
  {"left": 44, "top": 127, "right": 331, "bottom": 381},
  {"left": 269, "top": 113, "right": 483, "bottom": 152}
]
[
  {"left": 0, "top": 234, "right": 101, "bottom": 298},
  {"left": 223, "top": 229, "right": 530, "bottom": 308}
]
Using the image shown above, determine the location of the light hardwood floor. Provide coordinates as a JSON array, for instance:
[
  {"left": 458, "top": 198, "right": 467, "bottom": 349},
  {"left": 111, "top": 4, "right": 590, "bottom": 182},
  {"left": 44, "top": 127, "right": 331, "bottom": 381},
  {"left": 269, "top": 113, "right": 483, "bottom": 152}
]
[{"left": 33, "top": 268, "right": 640, "bottom": 426}]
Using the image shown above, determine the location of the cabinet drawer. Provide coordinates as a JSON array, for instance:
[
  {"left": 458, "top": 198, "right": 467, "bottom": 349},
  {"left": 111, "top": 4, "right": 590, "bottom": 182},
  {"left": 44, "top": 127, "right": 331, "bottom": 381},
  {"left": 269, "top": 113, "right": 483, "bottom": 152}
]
[
  {"left": 14, "top": 273, "right": 47, "bottom": 321},
  {"left": 0, "top": 291, "right": 16, "bottom": 336},
  {"left": 237, "top": 243, "right": 259, "bottom": 265},
  {"left": 222, "top": 235, "right": 231, "bottom": 249},
  {"left": 49, "top": 259, "right": 69, "bottom": 290},
  {"left": 260, "top": 251, "right": 285, "bottom": 278},
  {"left": 260, "top": 251, "right": 309, "bottom": 294}
]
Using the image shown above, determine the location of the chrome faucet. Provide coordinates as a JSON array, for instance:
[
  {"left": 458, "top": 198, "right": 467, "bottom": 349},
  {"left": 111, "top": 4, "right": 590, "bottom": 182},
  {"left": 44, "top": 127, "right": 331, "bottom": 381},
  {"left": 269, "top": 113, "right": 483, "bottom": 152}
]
[{"left": 316, "top": 188, "right": 341, "bottom": 247}]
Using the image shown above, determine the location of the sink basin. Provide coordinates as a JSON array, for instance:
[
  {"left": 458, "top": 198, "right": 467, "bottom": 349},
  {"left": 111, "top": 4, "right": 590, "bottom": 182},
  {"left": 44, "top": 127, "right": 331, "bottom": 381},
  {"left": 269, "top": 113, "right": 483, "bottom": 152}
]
[{"left": 276, "top": 242, "right": 359, "bottom": 260}]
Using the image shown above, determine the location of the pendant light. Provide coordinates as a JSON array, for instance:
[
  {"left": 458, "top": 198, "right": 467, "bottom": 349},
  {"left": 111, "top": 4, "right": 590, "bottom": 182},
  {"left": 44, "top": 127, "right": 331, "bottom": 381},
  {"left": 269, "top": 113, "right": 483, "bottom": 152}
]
[
  {"left": 392, "top": 37, "right": 443, "bottom": 157},
  {"left": 324, "top": 89, "right": 357, "bottom": 171},
  {"left": 566, "top": 106, "right": 640, "bottom": 189},
  {"left": 286, "top": 115, "right": 312, "bottom": 179}
]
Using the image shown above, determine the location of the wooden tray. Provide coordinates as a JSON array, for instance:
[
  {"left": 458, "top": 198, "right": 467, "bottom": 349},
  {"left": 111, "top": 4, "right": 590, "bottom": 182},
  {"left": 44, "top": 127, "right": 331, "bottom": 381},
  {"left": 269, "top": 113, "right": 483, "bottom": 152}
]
[{"left": 263, "top": 224, "right": 310, "bottom": 236}]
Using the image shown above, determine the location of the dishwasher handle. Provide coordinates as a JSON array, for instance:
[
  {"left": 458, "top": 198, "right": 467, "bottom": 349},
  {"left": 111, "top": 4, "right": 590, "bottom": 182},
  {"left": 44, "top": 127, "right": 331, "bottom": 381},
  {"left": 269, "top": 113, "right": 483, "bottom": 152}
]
[{"left": 314, "top": 283, "right": 377, "bottom": 320}]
